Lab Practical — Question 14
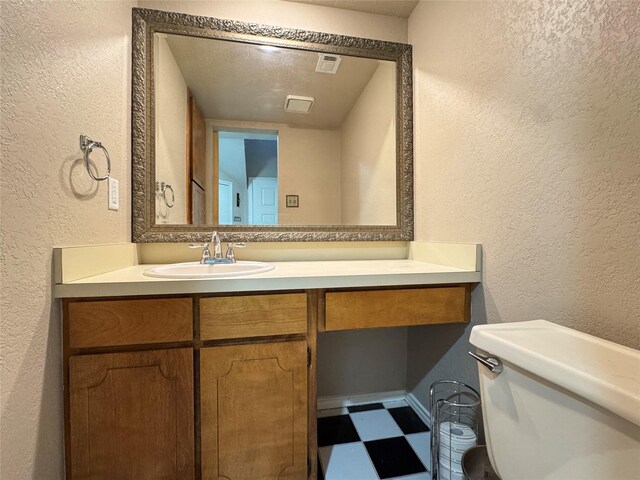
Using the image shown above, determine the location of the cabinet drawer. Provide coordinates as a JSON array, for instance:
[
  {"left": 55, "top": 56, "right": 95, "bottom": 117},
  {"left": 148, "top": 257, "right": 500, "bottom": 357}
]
[
  {"left": 200, "top": 293, "right": 307, "bottom": 340},
  {"left": 324, "top": 286, "right": 470, "bottom": 331},
  {"left": 68, "top": 298, "right": 193, "bottom": 348}
]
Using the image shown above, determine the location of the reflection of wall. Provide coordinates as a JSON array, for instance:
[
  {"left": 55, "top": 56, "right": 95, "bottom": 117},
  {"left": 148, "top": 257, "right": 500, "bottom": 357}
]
[
  {"left": 407, "top": 0, "right": 640, "bottom": 411},
  {"left": 155, "top": 36, "right": 187, "bottom": 223},
  {"left": 207, "top": 119, "right": 342, "bottom": 226},
  {"left": 340, "top": 62, "right": 396, "bottom": 225},
  {"left": 279, "top": 127, "right": 341, "bottom": 225}
]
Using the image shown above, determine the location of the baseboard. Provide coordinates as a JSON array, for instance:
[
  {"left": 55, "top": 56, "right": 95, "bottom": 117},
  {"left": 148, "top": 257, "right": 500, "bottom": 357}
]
[
  {"left": 317, "top": 390, "right": 407, "bottom": 411},
  {"left": 406, "top": 392, "right": 431, "bottom": 426}
]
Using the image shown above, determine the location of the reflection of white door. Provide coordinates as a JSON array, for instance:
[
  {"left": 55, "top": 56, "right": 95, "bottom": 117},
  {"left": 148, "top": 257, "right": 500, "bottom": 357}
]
[
  {"left": 218, "top": 180, "right": 233, "bottom": 224},
  {"left": 248, "top": 177, "right": 278, "bottom": 225}
]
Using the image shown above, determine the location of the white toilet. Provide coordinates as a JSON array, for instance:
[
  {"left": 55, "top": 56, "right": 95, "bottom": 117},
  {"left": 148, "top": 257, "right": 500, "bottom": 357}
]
[{"left": 469, "top": 320, "right": 640, "bottom": 480}]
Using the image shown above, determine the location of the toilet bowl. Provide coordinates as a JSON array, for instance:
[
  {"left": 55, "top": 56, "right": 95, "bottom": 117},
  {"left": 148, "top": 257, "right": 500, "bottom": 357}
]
[{"left": 469, "top": 320, "right": 640, "bottom": 480}]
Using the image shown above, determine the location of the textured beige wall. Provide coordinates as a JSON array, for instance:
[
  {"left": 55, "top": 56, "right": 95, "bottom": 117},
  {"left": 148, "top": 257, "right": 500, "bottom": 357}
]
[
  {"left": 318, "top": 328, "right": 407, "bottom": 398},
  {"left": 1, "top": 1, "right": 408, "bottom": 476},
  {"left": 407, "top": 0, "right": 640, "bottom": 406},
  {"left": 139, "top": 0, "right": 408, "bottom": 43},
  {"left": 341, "top": 62, "right": 397, "bottom": 225},
  {"left": 1, "top": 0, "right": 134, "bottom": 477}
]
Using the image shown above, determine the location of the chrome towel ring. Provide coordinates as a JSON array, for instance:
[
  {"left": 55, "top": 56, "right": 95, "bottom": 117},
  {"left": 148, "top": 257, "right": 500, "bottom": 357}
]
[{"left": 79, "top": 134, "right": 111, "bottom": 181}]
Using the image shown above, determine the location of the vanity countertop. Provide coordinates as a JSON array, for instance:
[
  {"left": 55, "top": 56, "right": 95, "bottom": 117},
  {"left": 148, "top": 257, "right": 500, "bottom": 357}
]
[{"left": 53, "top": 259, "right": 481, "bottom": 298}]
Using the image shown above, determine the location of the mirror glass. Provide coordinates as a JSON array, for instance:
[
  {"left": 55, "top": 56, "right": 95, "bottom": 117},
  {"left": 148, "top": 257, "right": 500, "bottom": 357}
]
[
  {"left": 154, "top": 33, "right": 396, "bottom": 227},
  {"left": 131, "top": 8, "right": 413, "bottom": 242}
]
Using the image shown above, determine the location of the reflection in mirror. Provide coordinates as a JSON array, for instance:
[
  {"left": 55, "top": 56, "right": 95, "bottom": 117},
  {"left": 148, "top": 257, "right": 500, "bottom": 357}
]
[
  {"left": 154, "top": 33, "right": 396, "bottom": 227},
  {"left": 218, "top": 130, "right": 279, "bottom": 226}
]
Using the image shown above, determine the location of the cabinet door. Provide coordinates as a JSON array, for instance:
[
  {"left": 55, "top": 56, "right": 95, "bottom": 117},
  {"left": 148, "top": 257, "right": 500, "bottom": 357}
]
[
  {"left": 201, "top": 341, "right": 308, "bottom": 480},
  {"left": 69, "top": 348, "right": 194, "bottom": 480}
]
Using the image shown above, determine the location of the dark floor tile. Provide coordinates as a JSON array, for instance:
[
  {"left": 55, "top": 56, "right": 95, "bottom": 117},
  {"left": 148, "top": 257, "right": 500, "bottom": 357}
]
[
  {"left": 388, "top": 406, "right": 430, "bottom": 434},
  {"left": 365, "top": 436, "right": 427, "bottom": 479},
  {"left": 347, "top": 403, "right": 385, "bottom": 413},
  {"left": 317, "top": 415, "right": 361, "bottom": 447}
]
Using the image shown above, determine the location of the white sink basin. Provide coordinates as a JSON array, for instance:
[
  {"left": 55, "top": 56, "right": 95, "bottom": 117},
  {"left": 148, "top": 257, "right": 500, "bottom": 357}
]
[{"left": 143, "top": 261, "right": 274, "bottom": 279}]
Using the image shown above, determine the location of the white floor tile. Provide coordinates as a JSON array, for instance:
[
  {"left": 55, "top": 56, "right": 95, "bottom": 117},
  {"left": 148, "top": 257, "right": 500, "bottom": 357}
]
[
  {"left": 319, "top": 442, "right": 379, "bottom": 480},
  {"left": 382, "top": 399, "right": 409, "bottom": 409},
  {"left": 406, "top": 432, "right": 431, "bottom": 470},
  {"left": 386, "top": 473, "right": 431, "bottom": 480},
  {"left": 318, "top": 407, "right": 349, "bottom": 418},
  {"left": 350, "top": 409, "right": 404, "bottom": 441}
]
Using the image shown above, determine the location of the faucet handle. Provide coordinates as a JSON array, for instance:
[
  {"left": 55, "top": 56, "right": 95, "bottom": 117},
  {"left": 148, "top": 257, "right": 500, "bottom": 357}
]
[
  {"left": 225, "top": 242, "right": 246, "bottom": 263},
  {"left": 189, "top": 242, "right": 211, "bottom": 263}
]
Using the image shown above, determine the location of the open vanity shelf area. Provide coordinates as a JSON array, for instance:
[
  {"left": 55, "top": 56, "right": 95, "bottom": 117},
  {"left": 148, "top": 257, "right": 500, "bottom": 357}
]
[{"left": 54, "top": 242, "right": 481, "bottom": 479}]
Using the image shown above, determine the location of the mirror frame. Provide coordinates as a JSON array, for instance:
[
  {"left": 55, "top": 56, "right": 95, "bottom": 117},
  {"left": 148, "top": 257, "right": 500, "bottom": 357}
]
[{"left": 132, "top": 8, "right": 413, "bottom": 242}]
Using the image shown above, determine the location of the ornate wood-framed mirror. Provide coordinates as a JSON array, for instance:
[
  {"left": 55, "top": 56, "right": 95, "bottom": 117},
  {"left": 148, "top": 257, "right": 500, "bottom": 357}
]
[{"left": 132, "top": 8, "right": 413, "bottom": 242}]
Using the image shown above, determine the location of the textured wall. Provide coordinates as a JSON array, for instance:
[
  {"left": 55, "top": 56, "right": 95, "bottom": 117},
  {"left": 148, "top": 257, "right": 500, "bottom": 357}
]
[
  {"left": 318, "top": 328, "right": 407, "bottom": 398},
  {"left": 139, "top": 0, "right": 408, "bottom": 43},
  {"left": 0, "top": 1, "right": 408, "bottom": 477},
  {"left": 0, "top": 1, "right": 134, "bottom": 477},
  {"left": 407, "top": 0, "right": 640, "bottom": 406}
]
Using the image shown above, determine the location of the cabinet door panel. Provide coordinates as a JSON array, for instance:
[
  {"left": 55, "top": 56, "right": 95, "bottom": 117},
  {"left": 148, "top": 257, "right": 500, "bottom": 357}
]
[
  {"left": 201, "top": 341, "right": 307, "bottom": 480},
  {"left": 69, "top": 348, "right": 194, "bottom": 480}
]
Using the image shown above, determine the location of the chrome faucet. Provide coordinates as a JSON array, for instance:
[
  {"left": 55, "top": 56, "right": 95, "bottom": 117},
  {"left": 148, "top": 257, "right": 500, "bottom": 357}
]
[
  {"left": 188, "top": 241, "right": 212, "bottom": 264},
  {"left": 189, "top": 231, "right": 225, "bottom": 264},
  {"left": 210, "top": 231, "right": 223, "bottom": 261}
]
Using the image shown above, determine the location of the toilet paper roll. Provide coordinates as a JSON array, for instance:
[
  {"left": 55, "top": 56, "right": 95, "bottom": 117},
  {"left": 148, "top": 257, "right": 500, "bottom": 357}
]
[
  {"left": 439, "top": 461, "right": 464, "bottom": 480},
  {"left": 439, "top": 421, "right": 478, "bottom": 450},
  {"left": 439, "top": 445, "right": 467, "bottom": 465}
]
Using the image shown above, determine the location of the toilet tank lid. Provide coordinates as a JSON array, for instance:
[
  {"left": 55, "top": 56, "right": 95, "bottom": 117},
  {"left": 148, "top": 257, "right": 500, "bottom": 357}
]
[{"left": 470, "top": 320, "right": 640, "bottom": 428}]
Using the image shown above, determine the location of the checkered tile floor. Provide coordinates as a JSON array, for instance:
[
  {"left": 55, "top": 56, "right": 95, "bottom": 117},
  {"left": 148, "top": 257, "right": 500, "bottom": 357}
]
[{"left": 318, "top": 400, "right": 431, "bottom": 480}]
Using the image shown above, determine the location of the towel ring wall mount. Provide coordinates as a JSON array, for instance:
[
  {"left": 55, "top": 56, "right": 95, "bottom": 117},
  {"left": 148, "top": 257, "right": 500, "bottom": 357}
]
[{"left": 79, "top": 135, "right": 111, "bottom": 181}]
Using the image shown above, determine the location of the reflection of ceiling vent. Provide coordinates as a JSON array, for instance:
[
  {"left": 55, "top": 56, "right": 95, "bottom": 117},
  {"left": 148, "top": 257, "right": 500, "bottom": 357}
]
[
  {"left": 315, "top": 53, "right": 342, "bottom": 74},
  {"left": 284, "top": 95, "right": 314, "bottom": 113}
]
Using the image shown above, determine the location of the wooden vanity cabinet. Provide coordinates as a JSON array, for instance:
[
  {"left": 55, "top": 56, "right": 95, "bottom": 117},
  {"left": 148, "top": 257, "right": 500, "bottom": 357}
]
[{"left": 62, "top": 285, "right": 471, "bottom": 479}]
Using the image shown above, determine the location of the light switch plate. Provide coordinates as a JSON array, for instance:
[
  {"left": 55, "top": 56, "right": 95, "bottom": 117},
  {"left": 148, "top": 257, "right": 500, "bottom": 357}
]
[{"left": 108, "top": 177, "right": 119, "bottom": 211}]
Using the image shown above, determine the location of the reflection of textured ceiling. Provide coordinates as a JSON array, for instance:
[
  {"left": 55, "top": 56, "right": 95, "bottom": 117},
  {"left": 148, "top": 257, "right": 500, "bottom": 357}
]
[
  {"left": 282, "top": 0, "right": 419, "bottom": 18},
  {"left": 165, "top": 35, "right": 387, "bottom": 129}
]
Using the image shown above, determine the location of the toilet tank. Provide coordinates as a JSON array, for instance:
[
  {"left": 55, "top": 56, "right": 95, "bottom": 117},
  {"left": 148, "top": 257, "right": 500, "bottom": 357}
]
[{"left": 470, "top": 320, "right": 640, "bottom": 480}]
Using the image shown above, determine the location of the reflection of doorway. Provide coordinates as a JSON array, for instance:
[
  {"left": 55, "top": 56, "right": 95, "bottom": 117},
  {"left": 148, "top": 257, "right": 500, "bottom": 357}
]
[
  {"left": 216, "top": 130, "right": 278, "bottom": 225},
  {"left": 218, "top": 180, "right": 233, "bottom": 224},
  {"left": 248, "top": 177, "right": 278, "bottom": 225}
]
